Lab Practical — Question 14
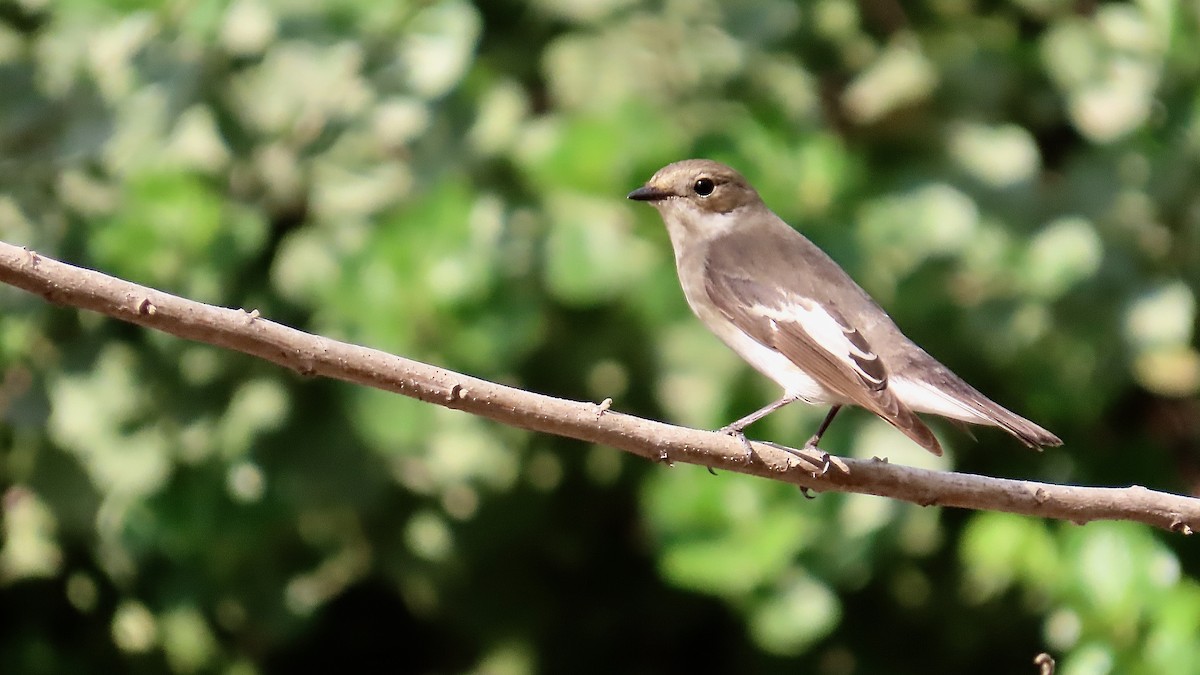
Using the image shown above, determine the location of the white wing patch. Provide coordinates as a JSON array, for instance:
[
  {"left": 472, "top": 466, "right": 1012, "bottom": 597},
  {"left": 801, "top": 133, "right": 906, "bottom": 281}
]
[{"left": 755, "top": 297, "right": 886, "bottom": 389}]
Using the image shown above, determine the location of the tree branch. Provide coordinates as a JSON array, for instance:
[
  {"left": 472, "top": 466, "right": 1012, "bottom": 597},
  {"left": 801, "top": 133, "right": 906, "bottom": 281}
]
[{"left": 1, "top": 240, "right": 1195, "bottom": 534}]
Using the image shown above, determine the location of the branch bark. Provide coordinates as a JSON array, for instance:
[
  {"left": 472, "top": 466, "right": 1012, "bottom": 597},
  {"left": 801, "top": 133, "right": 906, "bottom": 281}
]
[{"left": 1, "top": 240, "right": 1195, "bottom": 534}]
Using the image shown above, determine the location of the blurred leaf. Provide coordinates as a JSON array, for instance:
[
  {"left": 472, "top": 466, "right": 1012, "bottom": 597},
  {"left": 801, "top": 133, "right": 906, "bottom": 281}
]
[
  {"left": 748, "top": 572, "right": 841, "bottom": 655},
  {"left": 542, "top": 192, "right": 653, "bottom": 306},
  {"left": 960, "top": 512, "right": 1058, "bottom": 602},
  {"left": 646, "top": 471, "right": 814, "bottom": 597}
]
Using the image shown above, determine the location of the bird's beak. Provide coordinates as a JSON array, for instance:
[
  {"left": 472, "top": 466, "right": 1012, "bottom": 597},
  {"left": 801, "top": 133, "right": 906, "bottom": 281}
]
[{"left": 627, "top": 185, "right": 671, "bottom": 202}]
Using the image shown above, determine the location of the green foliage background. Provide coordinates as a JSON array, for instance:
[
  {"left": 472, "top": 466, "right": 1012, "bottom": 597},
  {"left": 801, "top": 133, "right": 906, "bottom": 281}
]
[{"left": 2, "top": 0, "right": 1200, "bottom": 673}]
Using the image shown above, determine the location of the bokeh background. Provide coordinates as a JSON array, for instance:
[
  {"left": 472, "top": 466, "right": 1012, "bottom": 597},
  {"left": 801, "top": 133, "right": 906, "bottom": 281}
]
[{"left": 2, "top": 0, "right": 1200, "bottom": 673}]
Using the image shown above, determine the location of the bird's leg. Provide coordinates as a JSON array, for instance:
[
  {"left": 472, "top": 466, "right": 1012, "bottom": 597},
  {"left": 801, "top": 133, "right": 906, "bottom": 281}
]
[
  {"left": 804, "top": 405, "right": 842, "bottom": 450},
  {"left": 721, "top": 394, "right": 802, "bottom": 434},
  {"left": 718, "top": 394, "right": 801, "bottom": 455},
  {"left": 798, "top": 406, "right": 842, "bottom": 477}
]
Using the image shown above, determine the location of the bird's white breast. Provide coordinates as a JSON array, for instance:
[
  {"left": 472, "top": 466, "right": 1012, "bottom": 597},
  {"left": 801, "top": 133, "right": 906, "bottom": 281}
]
[{"left": 685, "top": 288, "right": 844, "bottom": 405}]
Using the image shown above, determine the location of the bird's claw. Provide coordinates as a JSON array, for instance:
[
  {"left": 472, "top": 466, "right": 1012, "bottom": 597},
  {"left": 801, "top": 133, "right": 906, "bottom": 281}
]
[
  {"left": 812, "top": 452, "right": 831, "bottom": 477},
  {"left": 799, "top": 436, "right": 832, "bottom": 476},
  {"left": 717, "top": 425, "right": 755, "bottom": 458}
]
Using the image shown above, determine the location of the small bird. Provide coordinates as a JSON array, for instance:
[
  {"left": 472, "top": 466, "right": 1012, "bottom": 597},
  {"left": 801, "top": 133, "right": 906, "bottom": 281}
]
[{"left": 628, "top": 159, "right": 1061, "bottom": 456}]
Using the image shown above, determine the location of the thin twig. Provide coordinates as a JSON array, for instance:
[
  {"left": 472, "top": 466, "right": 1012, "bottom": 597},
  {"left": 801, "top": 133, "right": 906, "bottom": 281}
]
[{"left": 0, "top": 241, "right": 1197, "bottom": 534}]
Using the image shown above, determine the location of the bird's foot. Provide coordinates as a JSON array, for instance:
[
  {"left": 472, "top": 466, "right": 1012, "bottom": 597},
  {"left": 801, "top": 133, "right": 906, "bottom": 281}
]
[
  {"left": 800, "top": 436, "right": 832, "bottom": 476},
  {"left": 816, "top": 452, "right": 831, "bottom": 477},
  {"left": 717, "top": 424, "right": 755, "bottom": 458}
]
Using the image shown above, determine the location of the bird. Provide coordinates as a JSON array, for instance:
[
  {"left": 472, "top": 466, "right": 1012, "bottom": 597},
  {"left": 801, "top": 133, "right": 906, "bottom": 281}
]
[{"left": 627, "top": 159, "right": 1062, "bottom": 456}]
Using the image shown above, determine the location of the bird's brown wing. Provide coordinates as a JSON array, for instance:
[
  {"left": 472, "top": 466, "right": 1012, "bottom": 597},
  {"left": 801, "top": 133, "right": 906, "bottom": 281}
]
[{"left": 704, "top": 265, "right": 942, "bottom": 455}]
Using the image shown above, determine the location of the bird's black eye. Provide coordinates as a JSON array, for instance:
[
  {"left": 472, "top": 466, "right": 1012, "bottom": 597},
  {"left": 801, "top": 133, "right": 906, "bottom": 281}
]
[{"left": 693, "top": 178, "right": 715, "bottom": 196}]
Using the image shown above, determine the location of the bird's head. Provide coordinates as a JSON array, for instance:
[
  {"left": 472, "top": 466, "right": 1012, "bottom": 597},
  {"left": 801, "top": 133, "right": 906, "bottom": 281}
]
[{"left": 628, "top": 159, "right": 763, "bottom": 218}]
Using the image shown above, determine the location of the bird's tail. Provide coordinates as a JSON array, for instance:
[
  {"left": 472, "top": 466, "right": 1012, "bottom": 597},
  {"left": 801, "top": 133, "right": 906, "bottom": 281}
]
[
  {"left": 982, "top": 404, "right": 1062, "bottom": 449},
  {"left": 897, "top": 373, "right": 1062, "bottom": 449}
]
